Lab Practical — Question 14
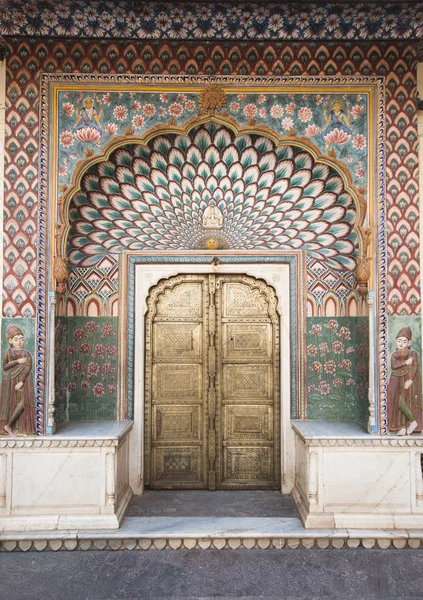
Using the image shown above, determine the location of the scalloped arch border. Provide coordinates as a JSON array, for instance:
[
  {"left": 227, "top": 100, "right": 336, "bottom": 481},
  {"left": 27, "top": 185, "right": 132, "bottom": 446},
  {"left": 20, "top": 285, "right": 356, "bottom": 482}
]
[{"left": 57, "top": 113, "right": 367, "bottom": 260}]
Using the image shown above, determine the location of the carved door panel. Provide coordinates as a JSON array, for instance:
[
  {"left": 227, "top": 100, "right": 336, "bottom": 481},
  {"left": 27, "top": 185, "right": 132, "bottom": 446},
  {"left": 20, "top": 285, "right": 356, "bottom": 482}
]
[
  {"left": 216, "top": 276, "right": 280, "bottom": 489},
  {"left": 145, "top": 274, "right": 280, "bottom": 490},
  {"left": 145, "top": 276, "right": 209, "bottom": 488}
]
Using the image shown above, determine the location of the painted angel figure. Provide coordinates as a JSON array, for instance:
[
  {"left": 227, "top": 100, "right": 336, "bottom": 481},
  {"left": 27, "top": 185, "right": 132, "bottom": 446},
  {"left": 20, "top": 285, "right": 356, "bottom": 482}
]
[
  {"left": 0, "top": 326, "right": 36, "bottom": 436},
  {"left": 73, "top": 96, "right": 104, "bottom": 144},
  {"left": 322, "top": 101, "right": 353, "bottom": 137},
  {"left": 387, "top": 326, "right": 422, "bottom": 436}
]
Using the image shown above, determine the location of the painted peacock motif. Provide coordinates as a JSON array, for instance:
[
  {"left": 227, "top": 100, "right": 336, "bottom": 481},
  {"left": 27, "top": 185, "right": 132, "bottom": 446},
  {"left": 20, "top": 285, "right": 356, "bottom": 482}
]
[{"left": 68, "top": 124, "right": 357, "bottom": 270}]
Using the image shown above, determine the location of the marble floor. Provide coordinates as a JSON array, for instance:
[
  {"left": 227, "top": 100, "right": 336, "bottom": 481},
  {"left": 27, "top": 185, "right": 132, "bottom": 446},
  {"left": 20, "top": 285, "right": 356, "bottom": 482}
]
[{"left": 126, "top": 490, "right": 300, "bottom": 518}]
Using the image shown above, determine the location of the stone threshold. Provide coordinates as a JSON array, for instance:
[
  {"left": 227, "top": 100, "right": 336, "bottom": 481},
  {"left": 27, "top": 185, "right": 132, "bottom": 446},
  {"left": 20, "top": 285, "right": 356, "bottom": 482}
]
[{"left": 1, "top": 516, "right": 423, "bottom": 551}]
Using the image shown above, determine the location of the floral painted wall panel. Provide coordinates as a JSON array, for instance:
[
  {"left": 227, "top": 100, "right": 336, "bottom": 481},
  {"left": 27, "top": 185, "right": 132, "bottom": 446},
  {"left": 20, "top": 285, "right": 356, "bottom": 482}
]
[
  {"left": 54, "top": 318, "right": 68, "bottom": 427},
  {"left": 64, "top": 317, "right": 118, "bottom": 421},
  {"left": 307, "top": 317, "right": 369, "bottom": 425}
]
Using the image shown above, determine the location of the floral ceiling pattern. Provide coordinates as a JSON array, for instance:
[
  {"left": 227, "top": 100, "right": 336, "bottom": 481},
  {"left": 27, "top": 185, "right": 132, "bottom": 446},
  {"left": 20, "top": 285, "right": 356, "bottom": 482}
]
[
  {"left": 68, "top": 124, "right": 357, "bottom": 270},
  {"left": 1, "top": 1, "right": 422, "bottom": 40}
]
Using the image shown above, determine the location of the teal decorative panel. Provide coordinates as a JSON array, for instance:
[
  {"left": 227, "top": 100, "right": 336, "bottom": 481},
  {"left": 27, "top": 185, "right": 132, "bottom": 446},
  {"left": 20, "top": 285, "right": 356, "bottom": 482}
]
[
  {"left": 66, "top": 317, "right": 118, "bottom": 421},
  {"left": 54, "top": 318, "right": 68, "bottom": 428},
  {"left": 306, "top": 316, "right": 369, "bottom": 425}
]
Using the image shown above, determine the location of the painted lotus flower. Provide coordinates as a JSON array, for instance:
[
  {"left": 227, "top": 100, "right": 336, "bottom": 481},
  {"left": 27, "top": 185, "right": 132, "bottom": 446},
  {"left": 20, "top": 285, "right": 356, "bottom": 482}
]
[
  {"left": 69, "top": 125, "right": 357, "bottom": 271},
  {"left": 305, "top": 124, "right": 320, "bottom": 137},
  {"left": 352, "top": 134, "right": 366, "bottom": 150},
  {"left": 105, "top": 123, "right": 118, "bottom": 135},
  {"left": 62, "top": 102, "right": 75, "bottom": 116},
  {"left": 351, "top": 104, "right": 365, "bottom": 119},
  {"left": 59, "top": 130, "right": 74, "bottom": 148},
  {"left": 324, "top": 128, "right": 351, "bottom": 145},
  {"left": 74, "top": 127, "right": 102, "bottom": 144}
]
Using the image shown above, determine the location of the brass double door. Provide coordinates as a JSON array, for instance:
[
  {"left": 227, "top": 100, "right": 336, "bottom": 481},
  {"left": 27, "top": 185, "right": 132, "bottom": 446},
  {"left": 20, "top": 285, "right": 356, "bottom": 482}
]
[{"left": 145, "top": 274, "right": 280, "bottom": 490}]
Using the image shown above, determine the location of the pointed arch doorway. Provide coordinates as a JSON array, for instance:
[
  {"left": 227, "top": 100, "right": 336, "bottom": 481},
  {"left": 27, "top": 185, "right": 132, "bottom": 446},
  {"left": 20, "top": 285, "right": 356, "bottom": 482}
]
[{"left": 144, "top": 273, "right": 281, "bottom": 490}]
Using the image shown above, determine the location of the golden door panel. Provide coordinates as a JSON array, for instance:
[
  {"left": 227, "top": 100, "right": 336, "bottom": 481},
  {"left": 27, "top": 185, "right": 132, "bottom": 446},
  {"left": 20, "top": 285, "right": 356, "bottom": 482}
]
[
  {"left": 145, "top": 274, "right": 280, "bottom": 490},
  {"left": 222, "top": 323, "right": 272, "bottom": 361},
  {"left": 153, "top": 405, "right": 202, "bottom": 442},
  {"left": 152, "top": 447, "right": 203, "bottom": 486},
  {"left": 152, "top": 364, "right": 202, "bottom": 403},
  {"left": 153, "top": 322, "right": 202, "bottom": 360},
  {"left": 223, "top": 364, "right": 272, "bottom": 402}
]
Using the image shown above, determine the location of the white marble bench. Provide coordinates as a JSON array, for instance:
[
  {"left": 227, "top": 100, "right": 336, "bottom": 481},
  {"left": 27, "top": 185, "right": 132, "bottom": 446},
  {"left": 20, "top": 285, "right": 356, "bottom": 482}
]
[
  {"left": 292, "top": 420, "right": 423, "bottom": 529},
  {"left": 0, "top": 421, "right": 133, "bottom": 532}
]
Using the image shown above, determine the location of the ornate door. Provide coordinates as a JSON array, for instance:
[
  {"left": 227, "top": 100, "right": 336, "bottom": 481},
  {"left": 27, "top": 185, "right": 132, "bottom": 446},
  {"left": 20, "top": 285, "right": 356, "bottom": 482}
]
[{"left": 145, "top": 274, "right": 280, "bottom": 490}]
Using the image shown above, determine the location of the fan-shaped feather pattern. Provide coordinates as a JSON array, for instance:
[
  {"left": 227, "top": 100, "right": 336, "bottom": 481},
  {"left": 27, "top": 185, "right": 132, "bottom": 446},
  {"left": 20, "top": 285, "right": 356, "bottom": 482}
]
[{"left": 68, "top": 125, "right": 358, "bottom": 270}]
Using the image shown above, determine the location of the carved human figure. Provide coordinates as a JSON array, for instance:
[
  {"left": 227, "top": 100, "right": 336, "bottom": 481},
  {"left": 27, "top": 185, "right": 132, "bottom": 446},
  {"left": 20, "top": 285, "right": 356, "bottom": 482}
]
[
  {"left": 0, "top": 326, "right": 36, "bottom": 436},
  {"left": 203, "top": 201, "right": 224, "bottom": 230},
  {"left": 387, "top": 326, "right": 422, "bottom": 436}
]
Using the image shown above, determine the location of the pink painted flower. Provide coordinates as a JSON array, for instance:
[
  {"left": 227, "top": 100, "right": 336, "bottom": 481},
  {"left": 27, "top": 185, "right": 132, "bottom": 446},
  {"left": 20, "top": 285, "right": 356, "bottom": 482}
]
[
  {"left": 324, "top": 360, "right": 336, "bottom": 374},
  {"left": 68, "top": 382, "right": 77, "bottom": 392},
  {"left": 353, "top": 134, "right": 366, "bottom": 150},
  {"left": 270, "top": 104, "right": 284, "bottom": 118},
  {"left": 308, "top": 385, "right": 317, "bottom": 393},
  {"left": 101, "top": 325, "right": 115, "bottom": 337},
  {"left": 178, "top": 93, "right": 186, "bottom": 102},
  {"left": 62, "top": 102, "right": 75, "bottom": 116},
  {"left": 318, "top": 381, "right": 331, "bottom": 395},
  {"left": 356, "top": 167, "right": 365, "bottom": 178},
  {"left": 132, "top": 115, "right": 145, "bottom": 130},
  {"left": 324, "top": 128, "right": 351, "bottom": 145},
  {"left": 59, "top": 166, "right": 68, "bottom": 176},
  {"left": 237, "top": 93, "right": 246, "bottom": 102},
  {"left": 107, "top": 346, "right": 117, "bottom": 358},
  {"left": 113, "top": 105, "right": 128, "bottom": 121},
  {"left": 71, "top": 360, "right": 83, "bottom": 375},
  {"left": 160, "top": 93, "right": 169, "bottom": 102},
  {"left": 79, "top": 343, "right": 91, "bottom": 356},
  {"left": 230, "top": 102, "right": 240, "bottom": 112},
  {"left": 185, "top": 100, "right": 196, "bottom": 112},
  {"left": 258, "top": 108, "right": 267, "bottom": 118},
  {"left": 68, "top": 346, "right": 77, "bottom": 355},
  {"left": 338, "top": 359, "right": 352, "bottom": 372},
  {"left": 158, "top": 107, "right": 167, "bottom": 117},
  {"left": 319, "top": 343, "right": 329, "bottom": 355},
  {"left": 71, "top": 153, "right": 77, "bottom": 160},
  {"left": 338, "top": 327, "right": 351, "bottom": 340},
  {"left": 346, "top": 346, "right": 355, "bottom": 354},
  {"left": 257, "top": 93, "right": 266, "bottom": 105},
  {"left": 298, "top": 107, "right": 313, "bottom": 122},
  {"left": 86, "top": 321, "right": 99, "bottom": 333},
  {"left": 351, "top": 104, "right": 364, "bottom": 119},
  {"left": 243, "top": 103, "right": 257, "bottom": 118},
  {"left": 169, "top": 102, "right": 183, "bottom": 117},
  {"left": 132, "top": 101, "right": 141, "bottom": 112},
  {"left": 143, "top": 103, "right": 156, "bottom": 117},
  {"left": 93, "top": 343, "right": 105, "bottom": 358},
  {"left": 59, "top": 131, "right": 74, "bottom": 148},
  {"left": 107, "top": 384, "right": 115, "bottom": 393},
  {"left": 305, "top": 124, "right": 320, "bottom": 138},
  {"left": 74, "top": 127, "right": 101, "bottom": 144},
  {"left": 81, "top": 380, "right": 90, "bottom": 390},
  {"left": 73, "top": 328, "right": 86, "bottom": 341},
  {"left": 93, "top": 382, "right": 105, "bottom": 397},
  {"left": 105, "top": 123, "right": 118, "bottom": 135},
  {"left": 282, "top": 117, "right": 294, "bottom": 130},
  {"left": 102, "top": 93, "right": 111, "bottom": 105},
  {"left": 315, "top": 95, "right": 323, "bottom": 105},
  {"left": 311, "top": 324, "right": 322, "bottom": 335},
  {"left": 346, "top": 378, "right": 355, "bottom": 386},
  {"left": 311, "top": 361, "right": 322, "bottom": 373},
  {"left": 286, "top": 102, "right": 296, "bottom": 115},
  {"left": 333, "top": 378, "right": 343, "bottom": 388},
  {"left": 331, "top": 341, "right": 344, "bottom": 353},
  {"left": 326, "top": 319, "right": 339, "bottom": 332},
  {"left": 87, "top": 362, "right": 99, "bottom": 377},
  {"left": 102, "top": 362, "right": 115, "bottom": 375},
  {"left": 307, "top": 344, "right": 317, "bottom": 356}
]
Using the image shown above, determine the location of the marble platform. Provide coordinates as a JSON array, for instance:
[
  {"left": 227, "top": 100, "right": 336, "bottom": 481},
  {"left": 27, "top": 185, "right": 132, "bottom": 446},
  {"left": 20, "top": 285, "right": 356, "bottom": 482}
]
[{"left": 1, "top": 515, "right": 422, "bottom": 551}]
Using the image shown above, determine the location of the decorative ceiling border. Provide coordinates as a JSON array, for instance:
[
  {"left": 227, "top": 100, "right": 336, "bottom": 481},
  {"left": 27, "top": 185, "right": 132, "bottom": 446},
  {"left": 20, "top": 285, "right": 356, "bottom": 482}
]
[{"left": 1, "top": 2, "right": 422, "bottom": 41}]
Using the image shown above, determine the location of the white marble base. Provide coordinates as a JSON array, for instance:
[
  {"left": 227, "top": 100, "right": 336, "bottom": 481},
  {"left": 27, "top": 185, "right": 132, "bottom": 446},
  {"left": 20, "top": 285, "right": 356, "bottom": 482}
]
[
  {"left": 292, "top": 421, "right": 423, "bottom": 529},
  {"left": 0, "top": 421, "right": 133, "bottom": 532}
]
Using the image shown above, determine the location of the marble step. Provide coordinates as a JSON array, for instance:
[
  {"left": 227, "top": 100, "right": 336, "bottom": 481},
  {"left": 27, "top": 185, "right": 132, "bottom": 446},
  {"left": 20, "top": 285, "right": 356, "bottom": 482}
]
[{"left": 1, "top": 516, "right": 423, "bottom": 551}]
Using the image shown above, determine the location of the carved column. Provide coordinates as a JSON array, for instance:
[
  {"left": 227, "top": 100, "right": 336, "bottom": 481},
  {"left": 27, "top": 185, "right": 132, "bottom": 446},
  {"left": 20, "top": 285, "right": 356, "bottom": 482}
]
[
  {"left": 308, "top": 451, "right": 319, "bottom": 507},
  {"left": 47, "top": 295, "right": 57, "bottom": 431},
  {"left": 367, "top": 294, "right": 376, "bottom": 433},
  {"left": 207, "top": 275, "right": 217, "bottom": 490}
]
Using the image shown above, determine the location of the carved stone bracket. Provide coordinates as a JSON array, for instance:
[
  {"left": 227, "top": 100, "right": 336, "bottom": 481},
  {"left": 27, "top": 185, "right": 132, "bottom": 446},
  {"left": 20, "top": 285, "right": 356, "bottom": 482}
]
[{"left": 357, "top": 226, "right": 372, "bottom": 298}]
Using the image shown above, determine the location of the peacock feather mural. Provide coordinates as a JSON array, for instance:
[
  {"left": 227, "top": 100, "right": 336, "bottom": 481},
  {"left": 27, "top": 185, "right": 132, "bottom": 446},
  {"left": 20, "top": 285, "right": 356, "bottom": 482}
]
[{"left": 68, "top": 124, "right": 357, "bottom": 270}]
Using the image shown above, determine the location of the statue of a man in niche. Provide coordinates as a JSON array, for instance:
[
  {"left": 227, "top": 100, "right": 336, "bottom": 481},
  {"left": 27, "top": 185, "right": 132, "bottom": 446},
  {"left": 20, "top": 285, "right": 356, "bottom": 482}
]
[
  {"left": 387, "top": 326, "right": 422, "bottom": 436},
  {"left": 203, "top": 201, "right": 224, "bottom": 230},
  {"left": 0, "top": 326, "right": 36, "bottom": 436}
]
